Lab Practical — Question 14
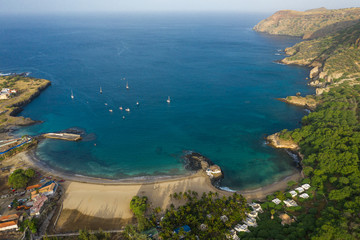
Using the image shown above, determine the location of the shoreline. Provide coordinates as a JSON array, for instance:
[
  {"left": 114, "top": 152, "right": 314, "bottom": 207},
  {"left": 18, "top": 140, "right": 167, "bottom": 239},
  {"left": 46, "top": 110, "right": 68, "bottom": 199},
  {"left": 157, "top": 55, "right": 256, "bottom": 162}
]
[{"left": 5, "top": 150, "right": 301, "bottom": 199}]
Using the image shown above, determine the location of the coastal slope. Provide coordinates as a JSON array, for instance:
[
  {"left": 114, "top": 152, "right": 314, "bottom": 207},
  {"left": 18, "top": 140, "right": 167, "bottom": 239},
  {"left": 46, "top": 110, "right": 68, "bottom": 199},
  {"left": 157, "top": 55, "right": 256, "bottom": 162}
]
[
  {"left": 282, "top": 22, "right": 360, "bottom": 93},
  {"left": 254, "top": 7, "right": 360, "bottom": 39},
  {"left": 0, "top": 75, "right": 51, "bottom": 130}
]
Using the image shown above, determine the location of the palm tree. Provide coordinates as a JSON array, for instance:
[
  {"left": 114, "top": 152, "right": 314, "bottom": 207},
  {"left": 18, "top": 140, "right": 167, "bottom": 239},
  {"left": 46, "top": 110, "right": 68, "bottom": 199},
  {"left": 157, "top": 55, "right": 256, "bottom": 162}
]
[{"left": 271, "top": 209, "right": 275, "bottom": 220}]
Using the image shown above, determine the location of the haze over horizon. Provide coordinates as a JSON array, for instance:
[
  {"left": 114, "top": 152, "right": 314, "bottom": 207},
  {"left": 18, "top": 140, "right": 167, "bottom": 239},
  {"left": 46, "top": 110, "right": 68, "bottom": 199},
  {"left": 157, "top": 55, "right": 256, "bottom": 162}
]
[{"left": 0, "top": 0, "right": 359, "bottom": 14}]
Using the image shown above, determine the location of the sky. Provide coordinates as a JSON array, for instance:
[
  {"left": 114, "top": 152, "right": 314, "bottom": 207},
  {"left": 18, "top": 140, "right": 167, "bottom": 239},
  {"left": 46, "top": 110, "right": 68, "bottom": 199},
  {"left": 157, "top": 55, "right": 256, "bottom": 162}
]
[{"left": 0, "top": 0, "right": 359, "bottom": 14}]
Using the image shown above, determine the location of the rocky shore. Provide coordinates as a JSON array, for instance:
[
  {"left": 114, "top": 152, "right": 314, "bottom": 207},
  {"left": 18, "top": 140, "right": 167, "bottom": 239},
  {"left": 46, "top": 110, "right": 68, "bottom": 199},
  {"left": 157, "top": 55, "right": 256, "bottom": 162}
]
[
  {"left": 266, "top": 133, "right": 298, "bottom": 151},
  {"left": 277, "top": 95, "right": 317, "bottom": 110}
]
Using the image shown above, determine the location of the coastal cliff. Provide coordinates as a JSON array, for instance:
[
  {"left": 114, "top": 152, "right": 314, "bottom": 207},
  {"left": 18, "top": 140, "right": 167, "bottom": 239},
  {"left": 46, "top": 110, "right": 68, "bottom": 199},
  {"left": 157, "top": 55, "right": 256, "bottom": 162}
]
[
  {"left": 0, "top": 76, "right": 51, "bottom": 130},
  {"left": 281, "top": 22, "right": 360, "bottom": 94},
  {"left": 253, "top": 7, "right": 360, "bottom": 39}
]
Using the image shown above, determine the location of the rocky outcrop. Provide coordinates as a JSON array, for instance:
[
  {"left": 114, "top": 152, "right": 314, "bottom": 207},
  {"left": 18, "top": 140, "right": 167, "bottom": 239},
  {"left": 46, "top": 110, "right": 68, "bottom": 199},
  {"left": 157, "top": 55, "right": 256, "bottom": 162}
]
[
  {"left": 278, "top": 96, "right": 317, "bottom": 110},
  {"left": 184, "top": 152, "right": 223, "bottom": 184},
  {"left": 266, "top": 133, "right": 298, "bottom": 150},
  {"left": 309, "top": 66, "right": 320, "bottom": 79}
]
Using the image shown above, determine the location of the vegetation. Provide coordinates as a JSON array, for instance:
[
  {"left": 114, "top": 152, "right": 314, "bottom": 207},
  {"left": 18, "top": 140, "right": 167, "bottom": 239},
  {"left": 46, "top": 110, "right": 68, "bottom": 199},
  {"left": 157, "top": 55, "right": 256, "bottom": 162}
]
[
  {"left": 78, "top": 229, "right": 111, "bottom": 240},
  {"left": 129, "top": 196, "right": 154, "bottom": 232},
  {"left": 19, "top": 218, "right": 38, "bottom": 233},
  {"left": 8, "top": 168, "right": 35, "bottom": 188},
  {"left": 126, "top": 191, "right": 248, "bottom": 239},
  {"left": 274, "top": 84, "right": 360, "bottom": 239}
]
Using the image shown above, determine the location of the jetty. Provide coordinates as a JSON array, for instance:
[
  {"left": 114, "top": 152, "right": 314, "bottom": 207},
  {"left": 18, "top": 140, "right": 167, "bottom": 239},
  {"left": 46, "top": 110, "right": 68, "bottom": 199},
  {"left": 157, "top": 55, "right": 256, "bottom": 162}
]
[{"left": 42, "top": 133, "right": 82, "bottom": 141}]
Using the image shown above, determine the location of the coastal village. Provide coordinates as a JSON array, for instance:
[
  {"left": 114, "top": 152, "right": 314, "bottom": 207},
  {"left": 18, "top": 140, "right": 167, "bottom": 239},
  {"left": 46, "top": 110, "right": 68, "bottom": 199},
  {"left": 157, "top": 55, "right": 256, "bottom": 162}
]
[{"left": 0, "top": 4, "right": 360, "bottom": 240}]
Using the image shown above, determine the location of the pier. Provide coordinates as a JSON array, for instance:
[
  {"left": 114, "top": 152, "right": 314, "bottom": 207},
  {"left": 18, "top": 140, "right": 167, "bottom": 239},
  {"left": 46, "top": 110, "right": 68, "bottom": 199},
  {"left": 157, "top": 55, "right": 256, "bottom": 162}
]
[{"left": 42, "top": 133, "right": 82, "bottom": 141}]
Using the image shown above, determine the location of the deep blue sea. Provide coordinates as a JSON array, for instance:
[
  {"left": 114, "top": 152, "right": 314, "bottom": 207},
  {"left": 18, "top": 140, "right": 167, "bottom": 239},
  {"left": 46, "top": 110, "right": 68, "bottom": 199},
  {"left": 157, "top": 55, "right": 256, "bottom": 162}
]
[{"left": 0, "top": 13, "right": 313, "bottom": 190}]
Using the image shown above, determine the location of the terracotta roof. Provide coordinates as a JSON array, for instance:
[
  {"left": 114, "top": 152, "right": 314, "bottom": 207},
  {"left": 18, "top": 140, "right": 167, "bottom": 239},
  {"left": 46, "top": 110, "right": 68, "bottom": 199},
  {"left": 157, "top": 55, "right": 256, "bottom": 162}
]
[
  {"left": 0, "top": 220, "right": 18, "bottom": 229},
  {"left": 26, "top": 184, "right": 41, "bottom": 190},
  {"left": 0, "top": 214, "right": 19, "bottom": 223}
]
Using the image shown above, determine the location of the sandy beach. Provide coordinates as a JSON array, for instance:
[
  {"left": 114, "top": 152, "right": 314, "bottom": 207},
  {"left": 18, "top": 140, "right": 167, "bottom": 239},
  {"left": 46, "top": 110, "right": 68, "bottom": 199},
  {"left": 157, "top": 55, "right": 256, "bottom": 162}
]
[{"left": 1, "top": 150, "right": 302, "bottom": 231}]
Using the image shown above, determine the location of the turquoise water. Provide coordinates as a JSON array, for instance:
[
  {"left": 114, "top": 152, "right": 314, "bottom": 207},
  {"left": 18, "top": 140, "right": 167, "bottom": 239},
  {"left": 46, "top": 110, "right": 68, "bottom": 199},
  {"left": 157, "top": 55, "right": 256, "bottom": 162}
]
[{"left": 0, "top": 13, "right": 313, "bottom": 189}]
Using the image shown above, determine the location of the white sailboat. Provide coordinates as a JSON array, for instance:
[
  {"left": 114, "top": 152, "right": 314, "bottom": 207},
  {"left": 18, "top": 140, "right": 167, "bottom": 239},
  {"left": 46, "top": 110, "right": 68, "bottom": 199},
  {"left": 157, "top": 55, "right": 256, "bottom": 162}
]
[
  {"left": 125, "top": 108, "right": 130, "bottom": 112},
  {"left": 167, "top": 96, "right": 171, "bottom": 103},
  {"left": 71, "top": 90, "right": 74, "bottom": 99},
  {"left": 126, "top": 81, "right": 129, "bottom": 89},
  {"left": 100, "top": 86, "right": 102, "bottom": 94}
]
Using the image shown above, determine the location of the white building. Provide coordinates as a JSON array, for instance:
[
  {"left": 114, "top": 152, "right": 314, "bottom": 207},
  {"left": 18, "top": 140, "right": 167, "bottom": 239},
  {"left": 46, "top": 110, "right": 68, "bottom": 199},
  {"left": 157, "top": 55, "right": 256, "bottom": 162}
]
[
  {"left": 295, "top": 187, "right": 305, "bottom": 193},
  {"left": 283, "top": 199, "right": 298, "bottom": 207},
  {"left": 299, "top": 193, "right": 310, "bottom": 199},
  {"left": 289, "top": 190, "right": 297, "bottom": 198},
  {"left": 249, "top": 202, "right": 263, "bottom": 212},
  {"left": 272, "top": 198, "right": 281, "bottom": 205},
  {"left": 301, "top": 184, "right": 311, "bottom": 190},
  {"left": 243, "top": 217, "right": 257, "bottom": 227},
  {"left": 246, "top": 211, "right": 258, "bottom": 218},
  {"left": 234, "top": 224, "right": 250, "bottom": 233}
]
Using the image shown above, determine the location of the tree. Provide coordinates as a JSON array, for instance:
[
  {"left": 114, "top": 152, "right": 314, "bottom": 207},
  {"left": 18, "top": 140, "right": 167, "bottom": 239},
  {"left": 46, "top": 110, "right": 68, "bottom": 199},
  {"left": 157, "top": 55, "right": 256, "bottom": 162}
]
[
  {"left": 24, "top": 168, "right": 35, "bottom": 178},
  {"left": 8, "top": 169, "right": 30, "bottom": 188}
]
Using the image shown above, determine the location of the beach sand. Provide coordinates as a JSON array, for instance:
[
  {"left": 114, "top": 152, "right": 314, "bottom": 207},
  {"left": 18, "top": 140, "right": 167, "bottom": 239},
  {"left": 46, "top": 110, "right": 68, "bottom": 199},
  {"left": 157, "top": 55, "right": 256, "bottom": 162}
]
[{"left": 2, "top": 150, "right": 302, "bottom": 232}]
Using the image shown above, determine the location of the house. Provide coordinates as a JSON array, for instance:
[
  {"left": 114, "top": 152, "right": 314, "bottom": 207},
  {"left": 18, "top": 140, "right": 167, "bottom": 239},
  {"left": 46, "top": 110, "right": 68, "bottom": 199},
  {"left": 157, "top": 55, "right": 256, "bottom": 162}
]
[
  {"left": 206, "top": 165, "right": 222, "bottom": 178},
  {"left": 26, "top": 184, "right": 41, "bottom": 191},
  {"left": 301, "top": 184, "right": 311, "bottom": 190},
  {"left": 30, "top": 194, "right": 48, "bottom": 216},
  {"left": 249, "top": 202, "right": 263, "bottom": 212},
  {"left": 31, "top": 181, "right": 58, "bottom": 199},
  {"left": 234, "top": 224, "right": 250, "bottom": 232},
  {"left": 246, "top": 211, "right": 258, "bottom": 218},
  {"left": 243, "top": 217, "right": 257, "bottom": 227},
  {"left": 283, "top": 199, "right": 298, "bottom": 207},
  {"left": 299, "top": 193, "right": 310, "bottom": 199},
  {"left": 295, "top": 187, "right": 305, "bottom": 193},
  {"left": 272, "top": 198, "right": 281, "bottom": 205},
  {"left": 0, "top": 214, "right": 19, "bottom": 232},
  {"left": 289, "top": 190, "right": 297, "bottom": 198},
  {"left": 0, "top": 88, "right": 16, "bottom": 100},
  {"left": 227, "top": 230, "right": 240, "bottom": 240},
  {"left": 220, "top": 215, "right": 229, "bottom": 223}
]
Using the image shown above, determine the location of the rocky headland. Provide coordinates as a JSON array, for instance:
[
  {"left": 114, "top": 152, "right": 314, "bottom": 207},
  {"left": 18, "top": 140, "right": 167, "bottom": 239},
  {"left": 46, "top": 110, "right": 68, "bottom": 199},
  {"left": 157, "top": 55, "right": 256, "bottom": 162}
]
[
  {"left": 253, "top": 7, "right": 360, "bottom": 39},
  {"left": 0, "top": 76, "right": 51, "bottom": 131},
  {"left": 278, "top": 95, "right": 317, "bottom": 110},
  {"left": 266, "top": 133, "right": 298, "bottom": 151}
]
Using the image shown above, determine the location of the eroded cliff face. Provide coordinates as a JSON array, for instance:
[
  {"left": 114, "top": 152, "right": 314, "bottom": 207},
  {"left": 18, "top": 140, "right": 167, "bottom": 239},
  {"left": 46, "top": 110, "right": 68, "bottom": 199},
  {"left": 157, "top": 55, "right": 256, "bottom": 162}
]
[{"left": 253, "top": 7, "right": 360, "bottom": 39}]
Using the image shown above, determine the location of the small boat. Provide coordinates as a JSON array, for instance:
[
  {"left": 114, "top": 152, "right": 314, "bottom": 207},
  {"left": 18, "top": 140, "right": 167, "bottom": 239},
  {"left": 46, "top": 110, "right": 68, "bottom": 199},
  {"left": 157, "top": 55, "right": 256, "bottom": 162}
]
[
  {"left": 122, "top": 116, "right": 125, "bottom": 119},
  {"left": 126, "top": 81, "right": 129, "bottom": 89},
  {"left": 109, "top": 109, "right": 113, "bottom": 112},
  {"left": 105, "top": 103, "right": 108, "bottom": 106},
  {"left": 167, "top": 96, "right": 171, "bottom": 103},
  {"left": 119, "top": 106, "right": 123, "bottom": 110},
  {"left": 136, "top": 101, "right": 139, "bottom": 106},
  {"left": 71, "top": 90, "right": 74, "bottom": 99},
  {"left": 100, "top": 86, "right": 102, "bottom": 94},
  {"left": 125, "top": 108, "right": 130, "bottom": 112}
]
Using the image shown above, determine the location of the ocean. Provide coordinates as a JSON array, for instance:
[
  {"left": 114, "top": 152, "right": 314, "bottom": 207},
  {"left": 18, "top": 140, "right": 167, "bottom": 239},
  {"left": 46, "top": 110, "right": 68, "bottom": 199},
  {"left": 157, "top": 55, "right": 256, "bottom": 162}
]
[{"left": 0, "top": 13, "right": 314, "bottom": 190}]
